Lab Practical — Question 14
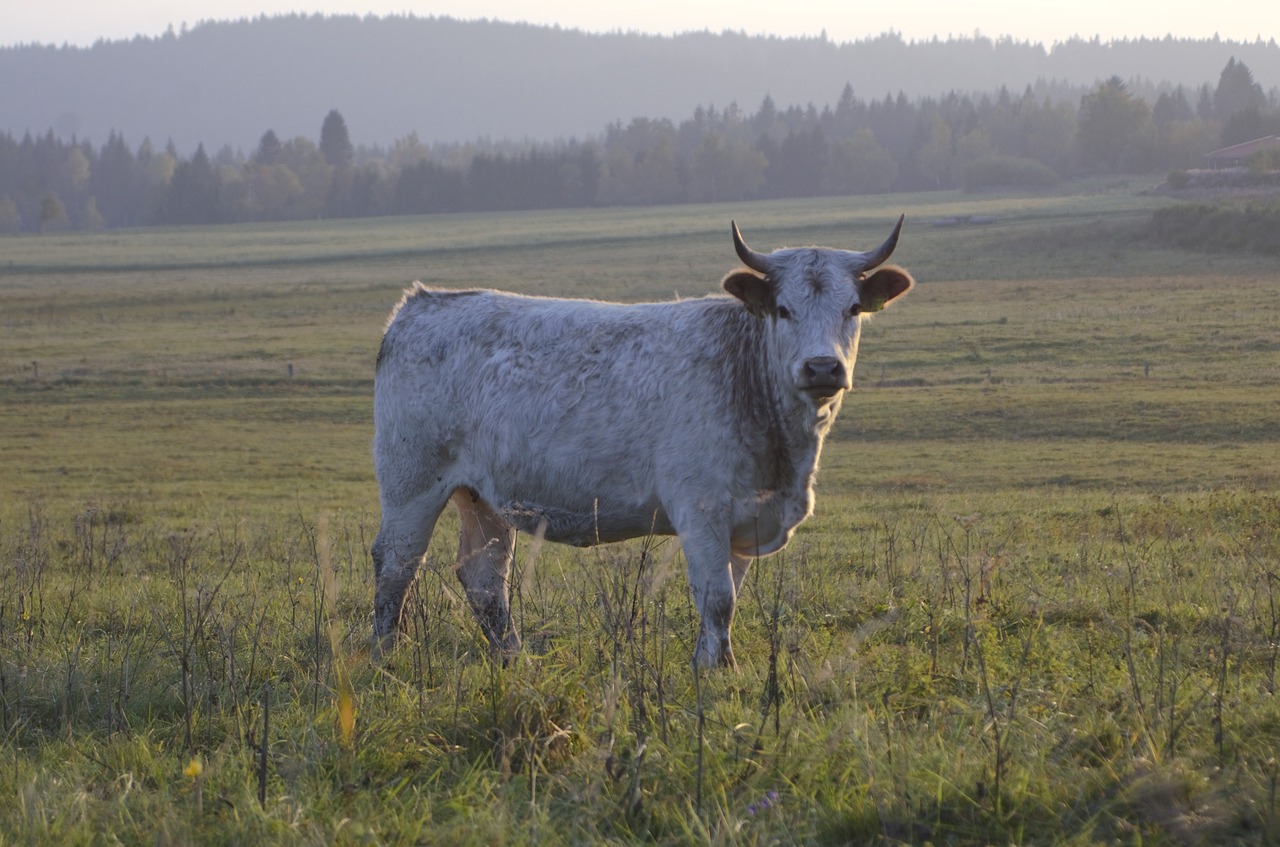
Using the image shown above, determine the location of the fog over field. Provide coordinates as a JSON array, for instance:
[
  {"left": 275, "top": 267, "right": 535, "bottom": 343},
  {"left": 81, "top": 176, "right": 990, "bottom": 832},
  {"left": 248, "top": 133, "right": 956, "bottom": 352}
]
[{"left": 1, "top": 14, "right": 1277, "bottom": 151}]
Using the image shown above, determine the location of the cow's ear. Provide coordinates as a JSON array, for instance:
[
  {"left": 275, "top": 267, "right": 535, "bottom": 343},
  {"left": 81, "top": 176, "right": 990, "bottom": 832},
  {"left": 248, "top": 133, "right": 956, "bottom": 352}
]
[
  {"left": 723, "top": 271, "right": 775, "bottom": 317},
  {"left": 858, "top": 265, "right": 914, "bottom": 312}
]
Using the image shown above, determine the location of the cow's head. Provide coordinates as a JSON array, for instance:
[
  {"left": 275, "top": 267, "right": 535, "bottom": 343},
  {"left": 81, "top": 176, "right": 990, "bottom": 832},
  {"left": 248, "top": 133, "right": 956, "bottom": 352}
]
[{"left": 723, "top": 216, "right": 914, "bottom": 407}]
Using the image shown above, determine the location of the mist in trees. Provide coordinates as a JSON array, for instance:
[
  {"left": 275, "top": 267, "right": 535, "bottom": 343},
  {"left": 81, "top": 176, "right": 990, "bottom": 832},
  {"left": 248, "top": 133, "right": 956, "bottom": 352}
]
[
  {"left": 1, "top": 58, "right": 1277, "bottom": 233},
  {"left": 5, "top": 16, "right": 1279, "bottom": 153}
]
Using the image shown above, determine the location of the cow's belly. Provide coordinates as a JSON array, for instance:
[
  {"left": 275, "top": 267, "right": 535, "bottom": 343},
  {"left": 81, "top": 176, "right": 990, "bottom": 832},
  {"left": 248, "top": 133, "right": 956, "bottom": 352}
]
[
  {"left": 496, "top": 499, "right": 675, "bottom": 547},
  {"left": 498, "top": 497, "right": 794, "bottom": 555}
]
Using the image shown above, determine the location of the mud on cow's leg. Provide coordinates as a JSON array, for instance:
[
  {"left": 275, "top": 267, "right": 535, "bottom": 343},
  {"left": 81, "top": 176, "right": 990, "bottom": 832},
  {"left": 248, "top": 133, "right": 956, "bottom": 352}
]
[
  {"left": 694, "top": 586, "right": 737, "bottom": 669},
  {"left": 371, "top": 488, "right": 448, "bottom": 659},
  {"left": 371, "top": 535, "right": 420, "bottom": 658},
  {"left": 683, "top": 529, "right": 740, "bottom": 669}
]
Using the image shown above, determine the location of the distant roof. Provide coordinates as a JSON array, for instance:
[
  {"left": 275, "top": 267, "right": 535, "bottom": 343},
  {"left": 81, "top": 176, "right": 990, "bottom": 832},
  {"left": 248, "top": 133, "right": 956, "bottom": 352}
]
[{"left": 1205, "top": 136, "right": 1280, "bottom": 160}]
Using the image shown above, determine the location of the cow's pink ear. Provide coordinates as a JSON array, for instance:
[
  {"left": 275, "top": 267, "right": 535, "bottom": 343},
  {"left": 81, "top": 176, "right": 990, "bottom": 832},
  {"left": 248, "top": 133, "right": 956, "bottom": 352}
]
[
  {"left": 859, "top": 265, "right": 914, "bottom": 312},
  {"left": 723, "top": 271, "right": 774, "bottom": 317}
]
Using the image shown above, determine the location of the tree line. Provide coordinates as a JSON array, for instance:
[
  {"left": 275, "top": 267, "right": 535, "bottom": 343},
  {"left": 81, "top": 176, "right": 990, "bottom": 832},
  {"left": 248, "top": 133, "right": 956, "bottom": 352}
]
[{"left": 1, "top": 58, "right": 1276, "bottom": 233}]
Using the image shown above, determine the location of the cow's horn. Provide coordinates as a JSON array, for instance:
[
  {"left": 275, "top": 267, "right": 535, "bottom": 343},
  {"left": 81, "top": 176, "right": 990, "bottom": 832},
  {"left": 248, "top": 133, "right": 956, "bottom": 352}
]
[
  {"left": 731, "top": 221, "right": 772, "bottom": 275},
  {"left": 860, "top": 214, "right": 905, "bottom": 269}
]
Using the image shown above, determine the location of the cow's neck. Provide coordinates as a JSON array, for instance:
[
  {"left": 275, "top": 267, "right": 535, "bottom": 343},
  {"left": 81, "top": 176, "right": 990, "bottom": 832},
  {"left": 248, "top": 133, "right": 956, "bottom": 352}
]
[
  {"left": 777, "top": 388, "right": 836, "bottom": 493},
  {"left": 753, "top": 328, "right": 834, "bottom": 500},
  {"left": 745, "top": 345, "right": 836, "bottom": 553}
]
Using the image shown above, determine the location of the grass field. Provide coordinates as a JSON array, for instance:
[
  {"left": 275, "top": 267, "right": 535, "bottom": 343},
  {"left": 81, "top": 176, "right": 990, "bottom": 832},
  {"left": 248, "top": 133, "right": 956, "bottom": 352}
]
[{"left": 1, "top": 187, "right": 1279, "bottom": 844}]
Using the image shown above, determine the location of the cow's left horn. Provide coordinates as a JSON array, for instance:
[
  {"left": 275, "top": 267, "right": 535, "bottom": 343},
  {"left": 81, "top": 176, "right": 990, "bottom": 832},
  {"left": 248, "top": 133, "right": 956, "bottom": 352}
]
[
  {"left": 860, "top": 214, "right": 906, "bottom": 270},
  {"left": 731, "top": 221, "right": 772, "bottom": 275}
]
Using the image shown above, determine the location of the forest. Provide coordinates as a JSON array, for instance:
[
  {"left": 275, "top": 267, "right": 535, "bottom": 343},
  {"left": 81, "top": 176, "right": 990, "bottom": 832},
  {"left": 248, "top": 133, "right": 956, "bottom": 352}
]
[{"left": 1, "top": 57, "right": 1277, "bottom": 233}]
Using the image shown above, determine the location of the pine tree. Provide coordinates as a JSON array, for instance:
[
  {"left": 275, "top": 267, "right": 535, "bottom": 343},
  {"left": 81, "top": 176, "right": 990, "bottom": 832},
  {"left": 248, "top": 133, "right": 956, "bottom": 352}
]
[
  {"left": 1213, "top": 58, "right": 1265, "bottom": 121},
  {"left": 1153, "top": 87, "right": 1194, "bottom": 128},
  {"left": 166, "top": 144, "right": 221, "bottom": 224},
  {"left": 255, "top": 130, "right": 282, "bottom": 165},
  {"left": 92, "top": 132, "right": 139, "bottom": 227},
  {"left": 319, "top": 110, "right": 353, "bottom": 167}
]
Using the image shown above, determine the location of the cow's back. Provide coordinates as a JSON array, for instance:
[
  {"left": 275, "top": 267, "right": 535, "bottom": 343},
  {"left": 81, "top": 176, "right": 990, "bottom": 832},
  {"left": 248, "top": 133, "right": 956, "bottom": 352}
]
[{"left": 376, "top": 284, "right": 736, "bottom": 420}]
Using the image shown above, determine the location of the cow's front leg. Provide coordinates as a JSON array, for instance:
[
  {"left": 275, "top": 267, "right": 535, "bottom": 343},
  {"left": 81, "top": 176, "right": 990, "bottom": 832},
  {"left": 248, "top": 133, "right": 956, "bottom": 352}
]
[{"left": 680, "top": 528, "right": 739, "bottom": 669}]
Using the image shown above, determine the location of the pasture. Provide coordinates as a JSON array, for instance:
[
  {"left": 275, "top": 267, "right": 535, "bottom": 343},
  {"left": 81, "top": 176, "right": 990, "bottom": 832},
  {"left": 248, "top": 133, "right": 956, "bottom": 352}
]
[{"left": 1, "top": 187, "right": 1278, "bottom": 844}]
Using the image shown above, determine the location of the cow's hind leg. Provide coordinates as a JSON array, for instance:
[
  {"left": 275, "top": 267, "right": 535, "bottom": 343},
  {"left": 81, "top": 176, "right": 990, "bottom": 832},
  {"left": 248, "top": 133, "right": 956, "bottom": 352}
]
[
  {"left": 452, "top": 490, "right": 521, "bottom": 658},
  {"left": 372, "top": 487, "right": 450, "bottom": 658}
]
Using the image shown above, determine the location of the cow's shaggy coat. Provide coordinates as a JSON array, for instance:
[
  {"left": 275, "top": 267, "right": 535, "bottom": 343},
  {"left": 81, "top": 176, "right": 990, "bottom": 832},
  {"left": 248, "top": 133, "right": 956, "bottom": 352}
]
[{"left": 372, "top": 219, "right": 914, "bottom": 667}]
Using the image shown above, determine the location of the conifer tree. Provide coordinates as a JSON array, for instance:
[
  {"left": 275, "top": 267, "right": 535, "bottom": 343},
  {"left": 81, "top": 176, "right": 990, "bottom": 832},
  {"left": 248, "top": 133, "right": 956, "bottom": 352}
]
[{"left": 319, "top": 110, "right": 353, "bottom": 167}]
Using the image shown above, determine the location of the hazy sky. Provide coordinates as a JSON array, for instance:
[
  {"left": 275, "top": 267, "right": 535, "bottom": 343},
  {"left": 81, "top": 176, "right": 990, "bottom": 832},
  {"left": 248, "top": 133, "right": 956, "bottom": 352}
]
[{"left": 6, "top": 0, "right": 1274, "bottom": 48}]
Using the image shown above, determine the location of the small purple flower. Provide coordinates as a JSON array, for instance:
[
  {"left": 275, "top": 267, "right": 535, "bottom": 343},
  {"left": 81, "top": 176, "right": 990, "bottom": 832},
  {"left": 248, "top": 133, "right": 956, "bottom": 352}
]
[{"left": 747, "top": 790, "right": 780, "bottom": 816}]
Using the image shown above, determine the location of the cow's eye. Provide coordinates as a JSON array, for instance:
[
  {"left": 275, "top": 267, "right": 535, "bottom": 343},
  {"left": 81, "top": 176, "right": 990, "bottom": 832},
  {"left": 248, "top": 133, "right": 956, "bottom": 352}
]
[
  {"left": 776, "top": 305, "right": 793, "bottom": 320},
  {"left": 847, "top": 304, "right": 861, "bottom": 319}
]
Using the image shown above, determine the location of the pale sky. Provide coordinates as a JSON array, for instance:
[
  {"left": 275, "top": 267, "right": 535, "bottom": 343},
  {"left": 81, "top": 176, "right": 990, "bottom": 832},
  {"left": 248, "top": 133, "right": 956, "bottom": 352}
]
[{"left": 4, "top": 0, "right": 1275, "bottom": 49}]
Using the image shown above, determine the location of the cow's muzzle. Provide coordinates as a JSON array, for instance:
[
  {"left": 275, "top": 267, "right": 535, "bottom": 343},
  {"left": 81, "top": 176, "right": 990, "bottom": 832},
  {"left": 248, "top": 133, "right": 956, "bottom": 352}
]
[{"left": 799, "top": 357, "right": 849, "bottom": 401}]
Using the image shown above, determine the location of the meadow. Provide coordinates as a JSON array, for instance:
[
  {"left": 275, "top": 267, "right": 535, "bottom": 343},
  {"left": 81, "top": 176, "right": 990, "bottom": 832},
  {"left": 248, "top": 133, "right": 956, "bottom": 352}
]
[{"left": 1, "top": 185, "right": 1278, "bottom": 845}]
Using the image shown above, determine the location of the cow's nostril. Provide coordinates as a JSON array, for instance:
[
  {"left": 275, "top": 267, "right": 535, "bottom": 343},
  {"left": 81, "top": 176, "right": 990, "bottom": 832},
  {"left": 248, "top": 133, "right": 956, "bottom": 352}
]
[{"left": 803, "top": 357, "right": 843, "bottom": 381}]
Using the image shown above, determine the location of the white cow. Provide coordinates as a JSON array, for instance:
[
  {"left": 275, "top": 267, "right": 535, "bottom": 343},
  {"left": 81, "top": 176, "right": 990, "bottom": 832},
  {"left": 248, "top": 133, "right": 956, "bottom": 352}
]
[{"left": 372, "top": 218, "right": 914, "bottom": 667}]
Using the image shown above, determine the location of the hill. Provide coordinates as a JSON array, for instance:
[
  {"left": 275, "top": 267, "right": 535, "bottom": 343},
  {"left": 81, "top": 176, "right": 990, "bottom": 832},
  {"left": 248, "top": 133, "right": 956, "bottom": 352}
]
[{"left": 2, "top": 14, "right": 1278, "bottom": 152}]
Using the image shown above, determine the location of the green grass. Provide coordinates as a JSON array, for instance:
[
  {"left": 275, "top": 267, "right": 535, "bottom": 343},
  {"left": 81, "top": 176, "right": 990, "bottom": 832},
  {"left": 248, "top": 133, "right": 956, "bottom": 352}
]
[{"left": 2, "top": 188, "right": 1279, "bottom": 844}]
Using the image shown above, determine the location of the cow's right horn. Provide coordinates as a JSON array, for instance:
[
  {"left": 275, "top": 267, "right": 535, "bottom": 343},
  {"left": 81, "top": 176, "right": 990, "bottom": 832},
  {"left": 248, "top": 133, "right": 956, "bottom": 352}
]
[
  {"left": 731, "top": 221, "right": 772, "bottom": 275},
  {"left": 859, "top": 215, "right": 905, "bottom": 270}
]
